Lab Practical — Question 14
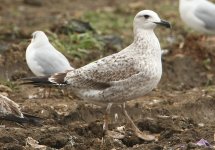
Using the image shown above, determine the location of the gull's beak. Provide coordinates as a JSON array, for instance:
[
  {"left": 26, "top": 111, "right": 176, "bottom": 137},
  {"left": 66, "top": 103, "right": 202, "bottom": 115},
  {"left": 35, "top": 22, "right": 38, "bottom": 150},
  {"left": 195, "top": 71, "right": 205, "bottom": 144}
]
[{"left": 154, "top": 20, "right": 171, "bottom": 28}]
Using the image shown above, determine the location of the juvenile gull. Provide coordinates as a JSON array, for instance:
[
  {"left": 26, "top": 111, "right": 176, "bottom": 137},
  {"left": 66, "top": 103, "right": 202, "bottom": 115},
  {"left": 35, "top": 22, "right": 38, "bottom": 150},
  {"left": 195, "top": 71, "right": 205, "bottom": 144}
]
[
  {"left": 179, "top": 0, "right": 215, "bottom": 34},
  {"left": 25, "top": 31, "right": 73, "bottom": 97},
  {"left": 0, "top": 94, "right": 42, "bottom": 125},
  {"left": 23, "top": 10, "right": 171, "bottom": 141}
]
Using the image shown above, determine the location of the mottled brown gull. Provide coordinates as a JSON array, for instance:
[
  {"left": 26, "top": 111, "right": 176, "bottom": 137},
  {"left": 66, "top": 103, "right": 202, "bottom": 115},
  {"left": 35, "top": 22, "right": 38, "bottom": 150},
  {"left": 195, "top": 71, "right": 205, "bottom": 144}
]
[
  {"left": 23, "top": 10, "right": 171, "bottom": 141},
  {"left": 25, "top": 31, "right": 73, "bottom": 97},
  {"left": 0, "top": 94, "right": 42, "bottom": 125}
]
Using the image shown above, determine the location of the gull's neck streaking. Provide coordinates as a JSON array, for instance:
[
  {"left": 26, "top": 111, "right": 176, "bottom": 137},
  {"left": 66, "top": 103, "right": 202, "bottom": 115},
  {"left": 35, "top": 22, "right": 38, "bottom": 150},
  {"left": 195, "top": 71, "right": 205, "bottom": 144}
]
[
  {"left": 133, "top": 27, "right": 161, "bottom": 57},
  {"left": 133, "top": 28, "right": 157, "bottom": 42}
]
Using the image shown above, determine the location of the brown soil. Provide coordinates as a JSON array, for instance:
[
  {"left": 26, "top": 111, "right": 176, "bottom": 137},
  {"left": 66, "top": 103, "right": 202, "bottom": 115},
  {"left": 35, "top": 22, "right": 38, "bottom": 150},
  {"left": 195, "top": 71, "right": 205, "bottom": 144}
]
[{"left": 0, "top": 0, "right": 215, "bottom": 149}]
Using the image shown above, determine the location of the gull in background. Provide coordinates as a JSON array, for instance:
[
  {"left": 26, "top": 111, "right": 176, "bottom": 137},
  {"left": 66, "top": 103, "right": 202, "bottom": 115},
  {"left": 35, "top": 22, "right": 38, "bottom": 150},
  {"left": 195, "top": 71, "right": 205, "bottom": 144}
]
[
  {"left": 23, "top": 10, "right": 171, "bottom": 141},
  {"left": 0, "top": 94, "right": 42, "bottom": 125},
  {"left": 25, "top": 31, "right": 73, "bottom": 97},
  {"left": 179, "top": 0, "right": 215, "bottom": 35}
]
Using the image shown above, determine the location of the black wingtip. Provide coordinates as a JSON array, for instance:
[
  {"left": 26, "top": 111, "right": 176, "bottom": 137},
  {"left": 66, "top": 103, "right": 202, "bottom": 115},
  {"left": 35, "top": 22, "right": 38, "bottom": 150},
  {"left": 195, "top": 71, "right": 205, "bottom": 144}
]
[
  {"left": 21, "top": 76, "right": 50, "bottom": 82},
  {"left": 23, "top": 113, "right": 44, "bottom": 126},
  {"left": 21, "top": 73, "right": 68, "bottom": 86},
  {"left": 0, "top": 113, "right": 44, "bottom": 126},
  {"left": 20, "top": 76, "right": 52, "bottom": 86}
]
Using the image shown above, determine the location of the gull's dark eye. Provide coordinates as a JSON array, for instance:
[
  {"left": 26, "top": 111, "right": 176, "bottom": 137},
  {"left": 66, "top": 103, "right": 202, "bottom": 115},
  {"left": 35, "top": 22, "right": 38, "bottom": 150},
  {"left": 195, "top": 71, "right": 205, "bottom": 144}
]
[{"left": 143, "top": 15, "right": 150, "bottom": 19}]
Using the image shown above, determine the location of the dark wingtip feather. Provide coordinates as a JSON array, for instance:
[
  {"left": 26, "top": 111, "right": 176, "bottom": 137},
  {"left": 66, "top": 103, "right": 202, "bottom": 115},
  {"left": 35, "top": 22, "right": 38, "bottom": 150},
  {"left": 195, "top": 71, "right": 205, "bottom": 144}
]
[
  {"left": 21, "top": 76, "right": 51, "bottom": 84},
  {"left": 21, "top": 72, "right": 68, "bottom": 86},
  {"left": 0, "top": 113, "right": 43, "bottom": 126},
  {"left": 23, "top": 113, "right": 44, "bottom": 126},
  {"left": 20, "top": 76, "right": 55, "bottom": 87}
]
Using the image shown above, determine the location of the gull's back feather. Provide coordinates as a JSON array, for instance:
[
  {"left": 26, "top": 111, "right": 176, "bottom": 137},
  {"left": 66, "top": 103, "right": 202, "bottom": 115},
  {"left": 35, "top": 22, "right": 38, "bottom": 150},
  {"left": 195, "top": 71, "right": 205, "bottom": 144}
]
[{"left": 195, "top": 0, "right": 215, "bottom": 31}]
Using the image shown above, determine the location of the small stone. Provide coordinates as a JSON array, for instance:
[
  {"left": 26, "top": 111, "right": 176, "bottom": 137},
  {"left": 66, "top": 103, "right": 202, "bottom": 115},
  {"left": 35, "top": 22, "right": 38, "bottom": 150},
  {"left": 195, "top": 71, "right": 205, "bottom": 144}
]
[
  {"left": 0, "top": 84, "right": 12, "bottom": 93},
  {"left": 187, "top": 142, "right": 198, "bottom": 149},
  {"left": 48, "top": 127, "right": 61, "bottom": 132},
  {"left": 198, "top": 123, "right": 205, "bottom": 127},
  {"left": 0, "top": 92, "right": 8, "bottom": 97}
]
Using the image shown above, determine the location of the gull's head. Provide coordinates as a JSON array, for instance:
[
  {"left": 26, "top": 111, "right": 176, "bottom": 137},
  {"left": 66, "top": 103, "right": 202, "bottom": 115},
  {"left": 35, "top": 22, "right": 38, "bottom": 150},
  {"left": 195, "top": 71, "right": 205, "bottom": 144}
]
[
  {"left": 134, "top": 10, "right": 171, "bottom": 31},
  {"left": 31, "top": 31, "right": 49, "bottom": 44}
]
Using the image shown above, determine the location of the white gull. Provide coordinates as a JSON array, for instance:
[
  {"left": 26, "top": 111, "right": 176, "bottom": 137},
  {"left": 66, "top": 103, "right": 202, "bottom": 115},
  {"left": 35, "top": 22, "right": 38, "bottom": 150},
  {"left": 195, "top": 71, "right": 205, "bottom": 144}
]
[
  {"left": 179, "top": 0, "right": 215, "bottom": 34},
  {"left": 25, "top": 31, "right": 73, "bottom": 97},
  {"left": 26, "top": 31, "right": 73, "bottom": 76}
]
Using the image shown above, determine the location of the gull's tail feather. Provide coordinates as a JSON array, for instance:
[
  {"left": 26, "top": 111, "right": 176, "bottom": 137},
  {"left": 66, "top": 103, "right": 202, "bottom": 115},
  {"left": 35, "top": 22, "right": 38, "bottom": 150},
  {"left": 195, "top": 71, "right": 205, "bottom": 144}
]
[
  {"left": 0, "top": 113, "right": 43, "bottom": 126},
  {"left": 21, "top": 76, "right": 53, "bottom": 86},
  {"left": 21, "top": 72, "right": 68, "bottom": 86}
]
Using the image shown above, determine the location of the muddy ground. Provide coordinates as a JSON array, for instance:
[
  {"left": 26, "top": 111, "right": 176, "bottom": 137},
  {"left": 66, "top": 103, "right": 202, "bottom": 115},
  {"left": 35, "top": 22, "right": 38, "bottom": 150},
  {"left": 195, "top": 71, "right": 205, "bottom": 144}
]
[{"left": 0, "top": 0, "right": 215, "bottom": 149}]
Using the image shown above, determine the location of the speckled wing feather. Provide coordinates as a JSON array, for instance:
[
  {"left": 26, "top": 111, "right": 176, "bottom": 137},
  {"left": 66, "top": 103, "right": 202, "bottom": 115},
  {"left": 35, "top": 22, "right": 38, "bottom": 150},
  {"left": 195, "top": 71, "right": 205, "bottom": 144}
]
[{"left": 63, "top": 53, "right": 140, "bottom": 90}]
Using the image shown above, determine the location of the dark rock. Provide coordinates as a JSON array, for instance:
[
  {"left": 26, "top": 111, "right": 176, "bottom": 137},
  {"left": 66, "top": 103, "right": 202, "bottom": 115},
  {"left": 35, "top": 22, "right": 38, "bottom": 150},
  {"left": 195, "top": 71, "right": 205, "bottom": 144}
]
[
  {"left": 61, "top": 112, "right": 80, "bottom": 124},
  {"left": 52, "top": 19, "right": 95, "bottom": 34},
  {"left": 3, "top": 143, "right": 24, "bottom": 150},
  {"left": 0, "top": 136, "right": 18, "bottom": 143},
  {"left": 0, "top": 44, "right": 9, "bottom": 53},
  {"left": 39, "top": 133, "right": 69, "bottom": 149},
  {"left": 23, "top": 0, "right": 43, "bottom": 6},
  {"left": 98, "top": 35, "right": 123, "bottom": 51},
  {"left": 137, "top": 118, "right": 164, "bottom": 133},
  {"left": 121, "top": 133, "right": 143, "bottom": 147},
  {"left": 187, "top": 142, "right": 198, "bottom": 149},
  {"left": 88, "top": 122, "right": 103, "bottom": 138}
]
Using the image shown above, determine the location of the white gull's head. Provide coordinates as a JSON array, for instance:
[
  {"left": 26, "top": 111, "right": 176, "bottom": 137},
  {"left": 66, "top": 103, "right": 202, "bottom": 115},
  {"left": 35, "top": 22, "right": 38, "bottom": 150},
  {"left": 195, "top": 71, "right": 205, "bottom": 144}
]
[
  {"left": 31, "top": 31, "right": 49, "bottom": 45},
  {"left": 133, "top": 10, "right": 171, "bottom": 31}
]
